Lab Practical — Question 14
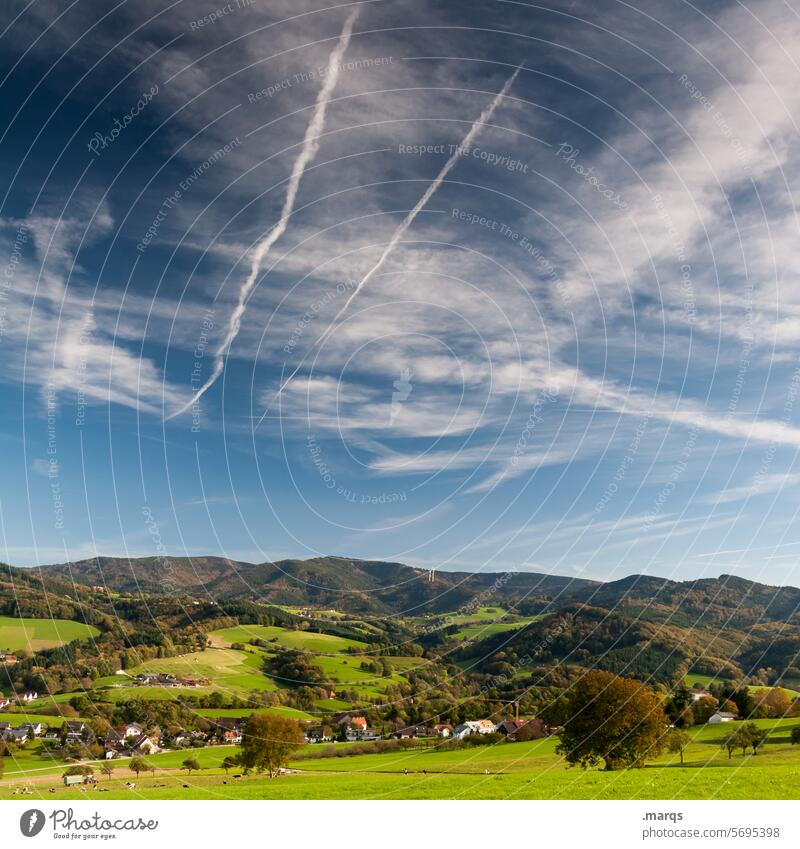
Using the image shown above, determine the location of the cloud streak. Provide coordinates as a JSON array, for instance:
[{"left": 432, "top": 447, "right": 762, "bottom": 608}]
[
  {"left": 168, "top": 8, "right": 360, "bottom": 420},
  {"left": 257, "top": 64, "right": 522, "bottom": 426}
]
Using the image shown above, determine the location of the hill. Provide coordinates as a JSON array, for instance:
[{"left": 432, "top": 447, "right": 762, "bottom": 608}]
[{"left": 36, "top": 555, "right": 597, "bottom": 614}]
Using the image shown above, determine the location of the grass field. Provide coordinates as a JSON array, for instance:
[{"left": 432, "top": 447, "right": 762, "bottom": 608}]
[
  {"left": 0, "top": 616, "right": 99, "bottom": 651},
  {"left": 3, "top": 717, "right": 800, "bottom": 799},
  {"left": 210, "top": 625, "right": 367, "bottom": 654},
  {"left": 130, "top": 647, "right": 277, "bottom": 695}
]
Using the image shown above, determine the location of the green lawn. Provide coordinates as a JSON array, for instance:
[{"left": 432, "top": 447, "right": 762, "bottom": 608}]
[
  {"left": 210, "top": 625, "right": 367, "bottom": 654},
  {"left": 0, "top": 616, "right": 99, "bottom": 651}
]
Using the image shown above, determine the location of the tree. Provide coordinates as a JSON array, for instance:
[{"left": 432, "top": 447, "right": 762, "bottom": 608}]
[
  {"left": 721, "top": 727, "right": 743, "bottom": 759},
  {"left": 240, "top": 714, "right": 304, "bottom": 778},
  {"left": 759, "top": 688, "right": 791, "bottom": 719},
  {"left": 129, "top": 757, "right": 149, "bottom": 777},
  {"left": 182, "top": 757, "right": 200, "bottom": 775},
  {"left": 100, "top": 763, "right": 115, "bottom": 781},
  {"left": 667, "top": 730, "right": 692, "bottom": 765},
  {"left": 221, "top": 756, "right": 238, "bottom": 774},
  {"left": 744, "top": 722, "right": 768, "bottom": 754},
  {"left": 791, "top": 725, "right": 800, "bottom": 745},
  {"left": 556, "top": 670, "right": 669, "bottom": 771}
]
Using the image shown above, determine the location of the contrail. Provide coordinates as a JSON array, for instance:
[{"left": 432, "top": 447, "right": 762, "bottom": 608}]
[
  {"left": 256, "top": 65, "right": 522, "bottom": 428},
  {"left": 168, "top": 9, "right": 359, "bottom": 420}
]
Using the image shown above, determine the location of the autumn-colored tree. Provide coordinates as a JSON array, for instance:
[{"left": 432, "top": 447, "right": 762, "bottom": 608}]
[
  {"left": 182, "top": 757, "right": 200, "bottom": 775},
  {"left": 667, "top": 730, "right": 692, "bottom": 765},
  {"left": 129, "top": 757, "right": 149, "bottom": 777},
  {"left": 556, "top": 670, "right": 669, "bottom": 771},
  {"left": 240, "top": 714, "right": 304, "bottom": 777},
  {"left": 759, "top": 688, "right": 791, "bottom": 718},
  {"left": 692, "top": 696, "right": 717, "bottom": 725}
]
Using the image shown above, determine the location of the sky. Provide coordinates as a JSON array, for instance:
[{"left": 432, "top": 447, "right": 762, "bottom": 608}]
[{"left": 2, "top": 0, "right": 800, "bottom": 584}]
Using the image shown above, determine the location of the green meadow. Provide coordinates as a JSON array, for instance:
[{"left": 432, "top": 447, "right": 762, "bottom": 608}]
[
  {"left": 3, "top": 718, "right": 800, "bottom": 800},
  {"left": 210, "top": 624, "right": 367, "bottom": 654},
  {"left": 0, "top": 616, "right": 99, "bottom": 652}
]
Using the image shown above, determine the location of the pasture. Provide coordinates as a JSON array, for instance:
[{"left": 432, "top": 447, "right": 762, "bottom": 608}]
[
  {"left": 210, "top": 624, "right": 367, "bottom": 654},
  {"left": 3, "top": 717, "right": 800, "bottom": 800},
  {"left": 0, "top": 616, "right": 99, "bottom": 651}
]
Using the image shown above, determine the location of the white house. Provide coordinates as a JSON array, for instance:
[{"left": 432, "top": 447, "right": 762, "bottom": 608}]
[
  {"left": 452, "top": 719, "right": 497, "bottom": 739},
  {"left": 690, "top": 687, "right": 713, "bottom": 702},
  {"left": 707, "top": 711, "right": 737, "bottom": 724}
]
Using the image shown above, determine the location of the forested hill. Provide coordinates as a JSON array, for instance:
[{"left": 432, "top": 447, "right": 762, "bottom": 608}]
[
  {"left": 24, "top": 555, "right": 800, "bottom": 624},
  {"left": 35, "top": 555, "right": 595, "bottom": 614}
]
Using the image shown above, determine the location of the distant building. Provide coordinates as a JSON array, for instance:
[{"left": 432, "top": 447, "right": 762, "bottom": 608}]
[
  {"left": 452, "top": 719, "right": 497, "bottom": 739},
  {"left": 708, "top": 711, "right": 737, "bottom": 724},
  {"left": 690, "top": 687, "right": 713, "bottom": 702}
]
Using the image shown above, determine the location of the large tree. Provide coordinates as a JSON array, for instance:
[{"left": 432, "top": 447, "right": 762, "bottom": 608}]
[
  {"left": 557, "top": 670, "right": 668, "bottom": 770},
  {"left": 240, "top": 714, "right": 304, "bottom": 778}
]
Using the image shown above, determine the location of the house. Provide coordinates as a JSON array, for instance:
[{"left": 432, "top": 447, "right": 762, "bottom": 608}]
[
  {"left": 62, "top": 721, "right": 88, "bottom": 743},
  {"left": 708, "top": 712, "right": 738, "bottom": 724},
  {"left": 690, "top": 687, "right": 713, "bottom": 702},
  {"left": 305, "top": 727, "right": 332, "bottom": 744},
  {"left": 6, "top": 726, "right": 29, "bottom": 743},
  {"left": 390, "top": 725, "right": 435, "bottom": 740},
  {"left": 434, "top": 723, "right": 452, "bottom": 737},
  {"left": 452, "top": 719, "right": 497, "bottom": 739},
  {"left": 495, "top": 718, "right": 548, "bottom": 741},
  {"left": 43, "top": 729, "right": 60, "bottom": 741},
  {"left": 216, "top": 719, "right": 243, "bottom": 744},
  {"left": 15, "top": 691, "right": 38, "bottom": 704},
  {"left": 0, "top": 652, "right": 17, "bottom": 665},
  {"left": 21, "top": 722, "right": 44, "bottom": 737},
  {"left": 171, "top": 729, "right": 192, "bottom": 747},
  {"left": 0, "top": 698, "right": 9, "bottom": 711},
  {"left": 120, "top": 722, "right": 144, "bottom": 739},
  {"left": 349, "top": 716, "right": 367, "bottom": 731},
  {"left": 129, "top": 733, "right": 160, "bottom": 755},
  {"left": 346, "top": 727, "right": 381, "bottom": 742}
]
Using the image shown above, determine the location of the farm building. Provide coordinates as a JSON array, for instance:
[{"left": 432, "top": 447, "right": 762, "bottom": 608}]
[{"left": 708, "top": 711, "right": 738, "bottom": 724}]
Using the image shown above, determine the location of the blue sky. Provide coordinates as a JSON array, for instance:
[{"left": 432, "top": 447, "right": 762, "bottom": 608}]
[{"left": 2, "top": 0, "right": 800, "bottom": 584}]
